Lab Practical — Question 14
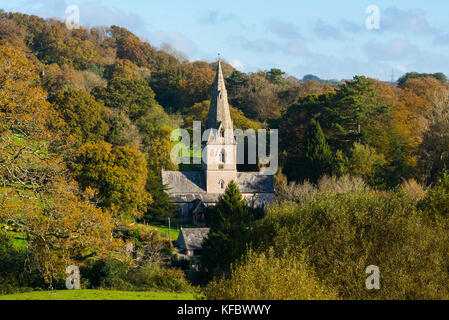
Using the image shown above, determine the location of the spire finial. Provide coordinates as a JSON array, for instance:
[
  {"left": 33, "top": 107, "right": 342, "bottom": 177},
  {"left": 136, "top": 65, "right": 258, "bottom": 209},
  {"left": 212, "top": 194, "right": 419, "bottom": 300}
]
[{"left": 218, "top": 53, "right": 221, "bottom": 62}]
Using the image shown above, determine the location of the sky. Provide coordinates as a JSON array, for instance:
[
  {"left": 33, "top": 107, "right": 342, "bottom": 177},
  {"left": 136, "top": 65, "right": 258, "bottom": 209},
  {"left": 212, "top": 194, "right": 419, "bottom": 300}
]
[{"left": 2, "top": 0, "right": 449, "bottom": 81}]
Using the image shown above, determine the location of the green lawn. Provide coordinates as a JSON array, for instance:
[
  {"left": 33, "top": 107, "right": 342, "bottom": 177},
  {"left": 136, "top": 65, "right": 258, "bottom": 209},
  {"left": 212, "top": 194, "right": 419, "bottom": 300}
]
[
  {"left": 0, "top": 290, "right": 197, "bottom": 300},
  {"left": 150, "top": 224, "right": 197, "bottom": 240}
]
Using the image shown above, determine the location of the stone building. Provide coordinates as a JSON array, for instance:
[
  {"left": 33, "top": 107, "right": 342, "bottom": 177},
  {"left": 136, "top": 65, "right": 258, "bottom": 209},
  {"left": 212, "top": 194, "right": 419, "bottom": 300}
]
[
  {"left": 176, "top": 227, "right": 210, "bottom": 258},
  {"left": 162, "top": 60, "right": 275, "bottom": 225}
]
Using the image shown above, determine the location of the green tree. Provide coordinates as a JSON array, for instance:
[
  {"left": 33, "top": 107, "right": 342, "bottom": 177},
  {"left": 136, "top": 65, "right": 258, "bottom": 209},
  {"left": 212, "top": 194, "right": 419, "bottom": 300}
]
[
  {"left": 325, "top": 76, "right": 388, "bottom": 150},
  {"left": 298, "top": 119, "right": 335, "bottom": 182},
  {"left": 266, "top": 68, "right": 286, "bottom": 87},
  {"left": 93, "top": 78, "right": 162, "bottom": 121},
  {"left": 72, "top": 141, "right": 151, "bottom": 218},
  {"left": 201, "top": 181, "right": 253, "bottom": 280},
  {"left": 397, "top": 72, "right": 447, "bottom": 87},
  {"left": 51, "top": 89, "right": 109, "bottom": 145},
  {"left": 143, "top": 171, "right": 178, "bottom": 223}
]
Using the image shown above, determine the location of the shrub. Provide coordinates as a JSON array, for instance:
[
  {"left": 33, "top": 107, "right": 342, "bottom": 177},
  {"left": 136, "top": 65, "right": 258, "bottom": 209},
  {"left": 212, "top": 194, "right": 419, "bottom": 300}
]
[
  {"left": 317, "top": 174, "right": 368, "bottom": 194},
  {"left": 275, "top": 175, "right": 368, "bottom": 203},
  {"left": 254, "top": 191, "right": 449, "bottom": 299},
  {"left": 418, "top": 172, "right": 449, "bottom": 216},
  {"left": 205, "top": 249, "right": 337, "bottom": 300},
  {"left": 128, "top": 263, "right": 192, "bottom": 292},
  {"left": 275, "top": 180, "right": 317, "bottom": 203}
]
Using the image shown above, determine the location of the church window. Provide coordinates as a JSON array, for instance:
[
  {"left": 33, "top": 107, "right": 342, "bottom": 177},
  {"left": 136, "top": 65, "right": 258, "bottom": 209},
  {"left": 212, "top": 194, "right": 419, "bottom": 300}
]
[
  {"left": 219, "top": 128, "right": 224, "bottom": 138},
  {"left": 220, "top": 149, "right": 226, "bottom": 163},
  {"left": 219, "top": 180, "right": 225, "bottom": 189}
]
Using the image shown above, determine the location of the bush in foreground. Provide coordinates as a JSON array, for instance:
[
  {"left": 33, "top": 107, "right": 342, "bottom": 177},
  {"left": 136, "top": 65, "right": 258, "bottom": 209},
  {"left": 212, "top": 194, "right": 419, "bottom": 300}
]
[{"left": 205, "top": 249, "right": 337, "bottom": 300}]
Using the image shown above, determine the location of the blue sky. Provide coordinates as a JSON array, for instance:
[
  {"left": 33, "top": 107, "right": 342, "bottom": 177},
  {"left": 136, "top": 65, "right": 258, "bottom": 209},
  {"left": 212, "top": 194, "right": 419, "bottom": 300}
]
[{"left": 2, "top": 0, "right": 449, "bottom": 81}]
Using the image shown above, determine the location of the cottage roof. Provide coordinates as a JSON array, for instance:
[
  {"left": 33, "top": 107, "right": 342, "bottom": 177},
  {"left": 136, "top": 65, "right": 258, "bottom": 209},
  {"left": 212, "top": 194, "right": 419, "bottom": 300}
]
[{"left": 178, "top": 228, "right": 210, "bottom": 250}]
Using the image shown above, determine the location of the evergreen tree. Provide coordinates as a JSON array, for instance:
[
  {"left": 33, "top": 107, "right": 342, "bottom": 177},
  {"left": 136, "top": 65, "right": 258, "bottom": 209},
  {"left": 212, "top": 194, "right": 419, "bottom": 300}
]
[
  {"left": 299, "top": 119, "right": 335, "bottom": 182},
  {"left": 201, "top": 181, "right": 252, "bottom": 281},
  {"left": 143, "top": 171, "right": 178, "bottom": 223}
]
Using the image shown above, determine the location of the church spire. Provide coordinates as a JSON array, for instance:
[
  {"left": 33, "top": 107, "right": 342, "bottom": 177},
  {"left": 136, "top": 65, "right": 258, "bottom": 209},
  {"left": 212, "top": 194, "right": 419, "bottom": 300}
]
[{"left": 207, "top": 60, "right": 233, "bottom": 131}]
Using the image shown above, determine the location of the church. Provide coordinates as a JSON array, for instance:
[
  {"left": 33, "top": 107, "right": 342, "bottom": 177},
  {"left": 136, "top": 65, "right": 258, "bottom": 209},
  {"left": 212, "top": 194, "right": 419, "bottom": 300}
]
[{"left": 162, "top": 60, "right": 275, "bottom": 226}]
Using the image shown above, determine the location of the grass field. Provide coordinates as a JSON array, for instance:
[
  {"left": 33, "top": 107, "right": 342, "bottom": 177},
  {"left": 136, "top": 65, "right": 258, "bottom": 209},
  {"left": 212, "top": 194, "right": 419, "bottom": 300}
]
[
  {"left": 0, "top": 290, "right": 197, "bottom": 300},
  {"left": 150, "top": 224, "right": 197, "bottom": 240}
]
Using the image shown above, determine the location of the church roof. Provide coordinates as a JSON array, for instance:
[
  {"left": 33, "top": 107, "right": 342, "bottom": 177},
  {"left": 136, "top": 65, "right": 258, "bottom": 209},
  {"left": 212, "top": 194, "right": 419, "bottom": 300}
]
[
  {"left": 162, "top": 170, "right": 275, "bottom": 201},
  {"left": 206, "top": 60, "right": 233, "bottom": 131},
  {"left": 177, "top": 228, "right": 210, "bottom": 250}
]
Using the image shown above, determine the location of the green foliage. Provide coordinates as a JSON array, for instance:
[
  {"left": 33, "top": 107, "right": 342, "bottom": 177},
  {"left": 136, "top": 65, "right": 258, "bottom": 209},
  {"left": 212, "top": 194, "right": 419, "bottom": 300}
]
[
  {"left": 266, "top": 68, "right": 286, "bottom": 87},
  {"left": 128, "top": 264, "right": 192, "bottom": 292},
  {"left": 418, "top": 172, "right": 449, "bottom": 216},
  {"left": 201, "top": 181, "right": 253, "bottom": 280},
  {"left": 52, "top": 89, "right": 109, "bottom": 144},
  {"left": 340, "top": 143, "right": 387, "bottom": 188},
  {"left": 82, "top": 258, "right": 192, "bottom": 292},
  {"left": 325, "top": 76, "right": 388, "bottom": 149},
  {"left": 205, "top": 249, "right": 337, "bottom": 300},
  {"left": 397, "top": 72, "right": 447, "bottom": 87},
  {"left": 72, "top": 141, "right": 151, "bottom": 218},
  {"left": 297, "top": 120, "right": 335, "bottom": 182},
  {"left": 253, "top": 191, "right": 449, "bottom": 299},
  {"left": 144, "top": 171, "right": 178, "bottom": 222},
  {"left": 93, "top": 79, "right": 161, "bottom": 121}
]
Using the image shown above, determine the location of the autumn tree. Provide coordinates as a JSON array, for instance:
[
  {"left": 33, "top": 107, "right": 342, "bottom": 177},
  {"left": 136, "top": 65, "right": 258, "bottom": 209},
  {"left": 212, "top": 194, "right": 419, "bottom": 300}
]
[
  {"left": 72, "top": 141, "right": 152, "bottom": 218},
  {"left": 51, "top": 89, "right": 109, "bottom": 145}
]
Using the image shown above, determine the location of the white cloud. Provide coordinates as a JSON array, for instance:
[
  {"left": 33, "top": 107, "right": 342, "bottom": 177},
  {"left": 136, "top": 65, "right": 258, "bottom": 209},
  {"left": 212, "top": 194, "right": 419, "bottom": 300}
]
[{"left": 230, "top": 59, "right": 244, "bottom": 71}]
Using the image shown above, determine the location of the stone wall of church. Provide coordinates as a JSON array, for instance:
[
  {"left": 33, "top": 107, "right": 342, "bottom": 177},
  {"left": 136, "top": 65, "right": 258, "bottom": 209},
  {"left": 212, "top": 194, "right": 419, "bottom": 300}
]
[{"left": 242, "top": 193, "right": 276, "bottom": 208}]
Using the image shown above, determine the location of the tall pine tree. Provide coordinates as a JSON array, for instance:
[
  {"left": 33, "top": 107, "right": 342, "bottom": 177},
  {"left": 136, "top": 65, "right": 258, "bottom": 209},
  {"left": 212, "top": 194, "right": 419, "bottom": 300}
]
[
  {"left": 201, "top": 181, "right": 252, "bottom": 281},
  {"left": 298, "top": 119, "right": 335, "bottom": 182}
]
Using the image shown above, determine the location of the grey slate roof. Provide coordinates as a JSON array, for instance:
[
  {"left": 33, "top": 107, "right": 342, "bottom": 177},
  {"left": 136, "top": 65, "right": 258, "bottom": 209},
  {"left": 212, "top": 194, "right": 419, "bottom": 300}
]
[
  {"left": 162, "top": 171, "right": 205, "bottom": 193},
  {"left": 177, "top": 228, "right": 210, "bottom": 250},
  {"left": 237, "top": 172, "right": 275, "bottom": 193},
  {"left": 162, "top": 170, "right": 274, "bottom": 198}
]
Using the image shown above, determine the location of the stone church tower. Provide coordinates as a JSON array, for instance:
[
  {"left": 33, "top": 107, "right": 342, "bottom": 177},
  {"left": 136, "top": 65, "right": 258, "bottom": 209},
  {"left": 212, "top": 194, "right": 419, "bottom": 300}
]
[
  {"left": 162, "top": 58, "right": 275, "bottom": 225},
  {"left": 202, "top": 60, "right": 237, "bottom": 193}
]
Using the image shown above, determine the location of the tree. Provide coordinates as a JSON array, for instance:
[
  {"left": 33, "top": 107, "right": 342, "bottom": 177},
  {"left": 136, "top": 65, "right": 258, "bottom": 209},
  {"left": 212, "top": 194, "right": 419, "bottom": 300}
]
[
  {"left": 325, "top": 76, "right": 388, "bottom": 150},
  {"left": 266, "top": 68, "right": 286, "bottom": 87},
  {"left": 93, "top": 78, "right": 162, "bottom": 122},
  {"left": 230, "top": 72, "right": 282, "bottom": 121},
  {"left": 51, "top": 89, "right": 109, "bottom": 145},
  {"left": 110, "top": 25, "right": 153, "bottom": 68},
  {"left": 397, "top": 72, "right": 447, "bottom": 87},
  {"left": 297, "top": 120, "right": 335, "bottom": 182},
  {"left": 201, "top": 181, "right": 253, "bottom": 280},
  {"left": 342, "top": 143, "right": 387, "bottom": 188},
  {"left": 205, "top": 249, "right": 337, "bottom": 300},
  {"left": 143, "top": 171, "right": 178, "bottom": 222},
  {"left": 178, "top": 66, "right": 215, "bottom": 109},
  {"left": 72, "top": 141, "right": 152, "bottom": 218},
  {"left": 144, "top": 126, "right": 178, "bottom": 174}
]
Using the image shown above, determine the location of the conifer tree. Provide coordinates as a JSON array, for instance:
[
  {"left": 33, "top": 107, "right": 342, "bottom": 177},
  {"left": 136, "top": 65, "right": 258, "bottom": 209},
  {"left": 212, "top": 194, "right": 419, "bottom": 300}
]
[
  {"left": 299, "top": 119, "right": 335, "bottom": 182},
  {"left": 201, "top": 181, "right": 252, "bottom": 281}
]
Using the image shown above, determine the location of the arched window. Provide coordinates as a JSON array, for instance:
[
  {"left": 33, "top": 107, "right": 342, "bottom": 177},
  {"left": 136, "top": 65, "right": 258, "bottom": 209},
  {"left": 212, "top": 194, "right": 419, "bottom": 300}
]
[
  {"left": 220, "top": 149, "right": 226, "bottom": 163},
  {"left": 219, "top": 180, "right": 225, "bottom": 189},
  {"left": 219, "top": 128, "right": 224, "bottom": 138}
]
